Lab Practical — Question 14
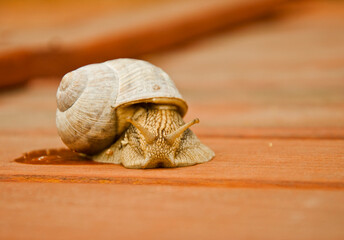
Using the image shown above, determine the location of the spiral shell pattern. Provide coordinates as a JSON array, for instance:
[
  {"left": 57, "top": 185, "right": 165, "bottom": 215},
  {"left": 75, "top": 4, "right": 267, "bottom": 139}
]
[{"left": 56, "top": 58, "right": 187, "bottom": 154}]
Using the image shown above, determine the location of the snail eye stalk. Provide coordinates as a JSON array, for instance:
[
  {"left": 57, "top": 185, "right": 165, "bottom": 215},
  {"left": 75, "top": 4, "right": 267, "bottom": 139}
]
[
  {"left": 127, "top": 118, "right": 156, "bottom": 144},
  {"left": 165, "top": 118, "right": 199, "bottom": 145}
]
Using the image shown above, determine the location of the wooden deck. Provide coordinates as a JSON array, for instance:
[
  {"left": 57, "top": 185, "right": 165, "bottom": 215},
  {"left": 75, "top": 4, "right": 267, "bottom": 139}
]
[{"left": 1, "top": 0, "right": 344, "bottom": 239}]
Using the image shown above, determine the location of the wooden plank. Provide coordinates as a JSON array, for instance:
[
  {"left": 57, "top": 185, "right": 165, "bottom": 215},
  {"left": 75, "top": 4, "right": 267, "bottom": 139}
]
[
  {"left": 1, "top": 0, "right": 343, "bottom": 133},
  {"left": 0, "top": 80, "right": 343, "bottom": 188},
  {"left": 1, "top": 75, "right": 344, "bottom": 138},
  {"left": 0, "top": 0, "right": 286, "bottom": 88},
  {"left": 1, "top": 133, "right": 343, "bottom": 189},
  {"left": 0, "top": 1, "right": 343, "bottom": 239},
  {"left": 144, "top": 0, "right": 344, "bottom": 129},
  {"left": 1, "top": 182, "right": 344, "bottom": 240}
]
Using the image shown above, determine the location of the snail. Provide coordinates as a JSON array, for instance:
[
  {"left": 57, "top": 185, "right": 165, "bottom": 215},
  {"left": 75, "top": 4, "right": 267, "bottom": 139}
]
[{"left": 56, "top": 58, "right": 215, "bottom": 168}]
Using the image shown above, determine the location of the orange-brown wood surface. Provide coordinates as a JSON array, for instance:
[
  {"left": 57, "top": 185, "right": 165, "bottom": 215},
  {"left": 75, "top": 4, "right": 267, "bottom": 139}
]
[
  {"left": 1, "top": 1, "right": 344, "bottom": 239},
  {"left": 0, "top": 0, "right": 285, "bottom": 88}
]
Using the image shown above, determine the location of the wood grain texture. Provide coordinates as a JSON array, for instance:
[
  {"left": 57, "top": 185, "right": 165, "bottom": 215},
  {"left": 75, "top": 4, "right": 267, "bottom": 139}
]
[
  {"left": 0, "top": 0, "right": 286, "bottom": 88},
  {"left": 145, "top": 1, "right": 344, "bottom": 129},
  {"left": 1, "top": 135, "right": 344, "bottom": 189},
  {"left": 1, "top": 1, "right": 344, "bottom": 239},
  {"left": 1, "top": 182, "right": 344, "bottom": 240}
]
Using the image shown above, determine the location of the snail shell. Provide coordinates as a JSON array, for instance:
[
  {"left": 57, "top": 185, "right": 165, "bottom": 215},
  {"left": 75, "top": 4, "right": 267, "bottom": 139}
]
[{"left": 56, "top": 58, "right": 187, "bottom": 154}]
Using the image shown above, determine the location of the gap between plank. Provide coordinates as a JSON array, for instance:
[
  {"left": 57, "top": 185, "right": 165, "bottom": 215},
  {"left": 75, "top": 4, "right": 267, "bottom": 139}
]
[{"left": 1, "top": 174, "right": 343, "bottom": 190}]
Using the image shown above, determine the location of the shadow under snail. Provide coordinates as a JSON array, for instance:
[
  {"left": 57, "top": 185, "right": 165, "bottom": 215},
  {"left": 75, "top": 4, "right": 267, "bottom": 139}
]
[{"left": 56, "top": 58, "right": 215, "bottom": 168}]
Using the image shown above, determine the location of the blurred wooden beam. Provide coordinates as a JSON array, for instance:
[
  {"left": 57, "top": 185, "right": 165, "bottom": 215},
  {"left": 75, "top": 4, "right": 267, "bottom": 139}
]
[{"left": 0, "top": 0, "right": 287, "bottom": 89}]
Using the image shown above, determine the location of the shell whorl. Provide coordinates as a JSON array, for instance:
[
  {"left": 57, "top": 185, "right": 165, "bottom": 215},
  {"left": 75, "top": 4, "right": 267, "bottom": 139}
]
[
  {"left": 56, "top": 63, "right": 119, "bottom": 154},
  {"left": 56, "top": 58, "right": 188, "bottom": 154}
]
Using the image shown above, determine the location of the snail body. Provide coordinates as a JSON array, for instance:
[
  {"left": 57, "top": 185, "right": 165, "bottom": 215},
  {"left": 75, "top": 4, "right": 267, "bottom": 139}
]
[{"left": 56, "top": 58, "right": 214, "bottom": 168}]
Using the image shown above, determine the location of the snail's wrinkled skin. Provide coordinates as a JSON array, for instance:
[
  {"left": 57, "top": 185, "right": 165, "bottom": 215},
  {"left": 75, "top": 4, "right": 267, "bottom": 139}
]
[{"left": 93, "top": 104, "right": 214, "bottom": 168}]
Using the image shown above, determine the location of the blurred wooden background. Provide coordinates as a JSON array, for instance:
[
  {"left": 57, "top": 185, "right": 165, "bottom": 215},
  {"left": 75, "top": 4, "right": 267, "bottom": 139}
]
[{"left": 1, "top": 0, "right": 344, "bottom": 239}]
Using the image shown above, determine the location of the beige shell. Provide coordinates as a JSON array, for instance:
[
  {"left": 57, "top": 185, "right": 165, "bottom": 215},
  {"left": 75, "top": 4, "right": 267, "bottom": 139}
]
[{"left": 56, "top": 58, "right": 187, "bottom": 154}]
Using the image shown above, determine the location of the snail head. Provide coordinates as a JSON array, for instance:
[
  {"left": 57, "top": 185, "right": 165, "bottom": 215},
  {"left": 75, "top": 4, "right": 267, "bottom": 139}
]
[{"left": 125, "top": 116, "right": 199, "bottom": 168}]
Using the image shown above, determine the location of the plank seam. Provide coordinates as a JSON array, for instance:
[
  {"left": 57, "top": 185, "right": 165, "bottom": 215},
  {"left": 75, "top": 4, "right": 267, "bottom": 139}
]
[{"left": 1, "top": 174, "right": 343, "bottom": 190}]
